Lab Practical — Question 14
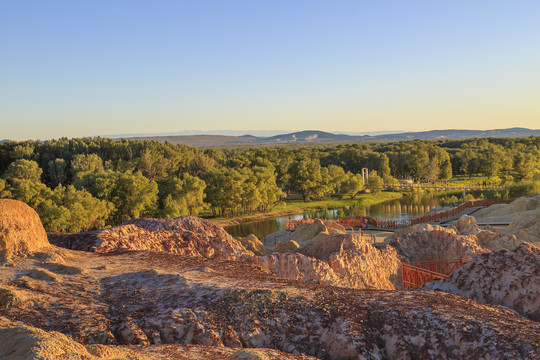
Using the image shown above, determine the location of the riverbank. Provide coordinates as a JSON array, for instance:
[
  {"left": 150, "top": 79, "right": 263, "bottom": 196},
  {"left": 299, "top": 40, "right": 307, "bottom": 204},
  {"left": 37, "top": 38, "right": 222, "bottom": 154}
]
[
  {"left": 208, "top": 191, "right": 403, "bottom": 227},
  {"left": 208, "top": 208, "right": 304, "bottom": 227}
]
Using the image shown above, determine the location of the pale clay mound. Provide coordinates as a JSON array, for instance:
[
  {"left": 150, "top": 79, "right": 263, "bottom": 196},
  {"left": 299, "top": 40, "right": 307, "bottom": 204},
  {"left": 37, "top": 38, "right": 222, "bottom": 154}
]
[
  {"left": 260, "top": 219, "right": 345, "bottom": 247},
  {"left": 452, "top": 215, "right": 524, "bottom": 251},
  {"left": 252, "top": 233, "right": 402, "bottom": 290},
  {"left": 252, "top": 220, "right": 402, "bottom": 290},
  {"left": 0, "top": 199, "right": 50, "bottom": 261},
  {"left": 49, "top": 216, "right": 252, "bottom": 260},
  {"left": 473, "top": 194, "right": 540, "bottom": 242},
  {"left": 381, "top": 223, "right": 489, "bottom": 262},
  {"left": 238, "top": 234, "right": 270, "bottom": 255},
  {"left": 425, "top": 242, "right": 540, "bottom": 322}
]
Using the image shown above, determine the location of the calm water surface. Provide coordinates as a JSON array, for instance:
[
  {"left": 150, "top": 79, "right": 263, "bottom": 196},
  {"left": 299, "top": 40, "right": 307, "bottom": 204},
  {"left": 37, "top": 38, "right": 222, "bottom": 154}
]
[{"left": 225, "top": 191, "right": 470, "bottom": 239}]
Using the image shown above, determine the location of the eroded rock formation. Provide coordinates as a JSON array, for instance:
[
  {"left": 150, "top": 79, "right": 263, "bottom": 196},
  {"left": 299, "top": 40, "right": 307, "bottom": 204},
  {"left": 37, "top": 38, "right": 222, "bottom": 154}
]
[
  {"left": 425, "top": 242, "right": 540, "bottom": 322},
  {"left": 381, "top": 224, "right": 488, "bottom": 261},
  {"left": 255, "top": 233, "right": 402, "bottom": 289},
  {"left": 1, "top": 200, "right": 538, "bottom": 359},
  {"left": 290, "top": 219, "right": 346, "bottom": 246},
  {"left": 0, "top": 199, "right": 50, "bottom": 261},
  {"left": 1, "top": 250, "right": 538, "bottom": 359},
  {"left": 452, "top": 215, "right": 523, "bottom": 250},
  {"left": 49, "top": 216, "right": 252, "bottom": 260},
  {"left": 473, "top": 195, "right": 540, "bottom": 242}
]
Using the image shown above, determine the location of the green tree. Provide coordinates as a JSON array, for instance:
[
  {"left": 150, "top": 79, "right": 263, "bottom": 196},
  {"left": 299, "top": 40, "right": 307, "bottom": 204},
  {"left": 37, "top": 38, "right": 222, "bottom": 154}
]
[
  {"left": 341, "top": 172, "right": 364, "bottom": 198},
  {"left": 289, "top": 158, "right": 329, "bottom": 201},
  {"left": 366, "top": 171, "right": 384, "bottom": 194},
  {"left": 403, "top": 149, "right": 429, "bottom": 181},
  {"left": 159, "top": 174, "right": 206, "bottom": 217},
  {"left": 11, "top": 144, "right": 34, "bottom": 159},
  {"left": 48, "top": 158, "right": 67, "bottom": 187},
  {"left": 460, "top": 149, "right": 480, "bottom": 179},
  {"left": 3, "top": 159, "right": 42, "bottom": 182},
  {"left": 326, "top": 165, "right": 347, "bottom": 193},
  {"left": 479, "top": 144, "right": 504, "bottom": 178},
  {"left": 71, "top": 154, "right": 104, "bottom": 179},
  {"left": 7, "top": 179, "right": 53, "bottom": 207},
  {"left": 0, "top": 179, "right": 10, "bottom": 198},
  {"left": 75, "top": 170, "right": 158, "bottom": 223},
  {"left": 514, "top": 152, "right": 538, "bottom": 180},
  {"left": 38, "top": 185, "right": 113, "bottom": 233}
]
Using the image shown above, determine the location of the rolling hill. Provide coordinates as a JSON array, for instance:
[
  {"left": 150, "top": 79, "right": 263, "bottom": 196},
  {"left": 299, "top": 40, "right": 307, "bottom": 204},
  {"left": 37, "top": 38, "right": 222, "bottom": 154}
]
[{"left": 129, "top": 127, "right": 540, "bottom": 147}]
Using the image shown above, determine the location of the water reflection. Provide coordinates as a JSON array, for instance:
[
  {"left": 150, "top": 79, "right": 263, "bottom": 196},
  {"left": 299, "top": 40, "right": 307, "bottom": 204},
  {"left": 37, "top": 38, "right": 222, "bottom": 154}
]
[
  {"left": 224, "top": 209, "right": 339, "bottom": 239},
  {"left": 225, "top": 191, "right": 467, "bottom": 239}
]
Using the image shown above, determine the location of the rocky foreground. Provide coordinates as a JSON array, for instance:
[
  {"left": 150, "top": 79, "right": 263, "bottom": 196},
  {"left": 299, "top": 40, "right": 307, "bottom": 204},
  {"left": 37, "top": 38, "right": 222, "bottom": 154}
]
[{"left": 1, "top": 199, "right": 540, "bottom": 359}]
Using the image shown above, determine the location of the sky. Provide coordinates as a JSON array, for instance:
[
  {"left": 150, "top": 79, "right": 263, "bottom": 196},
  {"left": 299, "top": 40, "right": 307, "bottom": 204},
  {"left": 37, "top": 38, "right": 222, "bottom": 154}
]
[{"left": 1, "top": 1, "right": 539, "bottom": 141}]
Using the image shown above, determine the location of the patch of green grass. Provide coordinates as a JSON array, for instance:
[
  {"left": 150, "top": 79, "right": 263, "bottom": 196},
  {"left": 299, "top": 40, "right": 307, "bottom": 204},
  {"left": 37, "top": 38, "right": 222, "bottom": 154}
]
[
  {"left": 277, "top": 191, "right": 403, "bottom": 212},
  {"left": 446, "top": 175, "right": 502, "bottom": 185}
]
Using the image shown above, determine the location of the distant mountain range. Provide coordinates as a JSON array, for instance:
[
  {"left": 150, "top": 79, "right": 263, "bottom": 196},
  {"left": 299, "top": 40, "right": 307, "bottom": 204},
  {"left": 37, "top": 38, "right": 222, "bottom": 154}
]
[{"left": 131, "top": 127, "right": 540, "bottom": 147}]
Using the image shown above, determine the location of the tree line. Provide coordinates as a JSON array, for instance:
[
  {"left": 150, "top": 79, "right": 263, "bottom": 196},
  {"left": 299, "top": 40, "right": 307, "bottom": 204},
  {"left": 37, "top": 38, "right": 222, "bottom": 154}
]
[{"left": 0, "top": 136, "right": 538, "bottom": 232}]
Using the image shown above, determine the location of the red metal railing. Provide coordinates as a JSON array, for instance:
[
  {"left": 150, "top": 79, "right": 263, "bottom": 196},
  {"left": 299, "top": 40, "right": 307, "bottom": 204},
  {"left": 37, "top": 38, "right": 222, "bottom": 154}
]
[
  {"left": 402, "top": 258, "right": 467, "bottom": 289},
  {"left": 285, "top": 198, "right": 514, "bottom": 231}
]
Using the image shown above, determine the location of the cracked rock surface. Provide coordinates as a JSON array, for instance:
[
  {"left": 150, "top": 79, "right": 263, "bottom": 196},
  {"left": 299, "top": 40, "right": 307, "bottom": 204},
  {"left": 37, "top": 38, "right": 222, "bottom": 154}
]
[
  {"left": 425, "top": 241, "right": 540, "bottom": 322},
  {"left": 1, "top": 199, "right": 539, "bottom": 359}
]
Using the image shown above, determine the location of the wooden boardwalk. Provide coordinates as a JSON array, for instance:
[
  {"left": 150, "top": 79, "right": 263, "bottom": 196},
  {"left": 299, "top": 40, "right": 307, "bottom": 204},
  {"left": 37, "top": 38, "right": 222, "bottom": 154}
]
[{"left": 438, "top": 206, "right": 485, "bottom": 224}]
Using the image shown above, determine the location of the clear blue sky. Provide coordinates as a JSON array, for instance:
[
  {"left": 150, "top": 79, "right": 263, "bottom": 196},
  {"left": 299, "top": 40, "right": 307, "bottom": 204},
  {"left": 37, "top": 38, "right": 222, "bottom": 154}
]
[{"left": 1, "top": 1, "right": 539, "bottom": 141}]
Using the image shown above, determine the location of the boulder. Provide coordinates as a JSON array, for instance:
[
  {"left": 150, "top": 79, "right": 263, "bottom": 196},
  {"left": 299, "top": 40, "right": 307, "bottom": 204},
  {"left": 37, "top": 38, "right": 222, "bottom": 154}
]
[
  {"left": 452, "top": 215, "right": 523, "bottom": 251},
  {"left": 239, "top": 234, "right": 268, "bottom": 255},
  {"left": 425, "top": 242, "right": 540, "bottom": 321},
  {"left": 272, "top": 240, "right": 299, "bottom": 253},
  {"left": 0, "top": 199, "right": 49, "bottom": 261}
]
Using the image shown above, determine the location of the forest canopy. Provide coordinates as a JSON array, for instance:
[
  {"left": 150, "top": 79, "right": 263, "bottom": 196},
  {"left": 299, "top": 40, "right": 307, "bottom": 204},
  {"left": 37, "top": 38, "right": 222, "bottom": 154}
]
[{"left": 1, "top": 136, "right": 538, "bottom": 232}]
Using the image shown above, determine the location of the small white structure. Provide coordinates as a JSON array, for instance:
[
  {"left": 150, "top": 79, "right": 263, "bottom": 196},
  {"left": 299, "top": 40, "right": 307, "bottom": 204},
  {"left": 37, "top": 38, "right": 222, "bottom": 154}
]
[{"left": 361, "top": 168, "right": 369, "bottom": 184}]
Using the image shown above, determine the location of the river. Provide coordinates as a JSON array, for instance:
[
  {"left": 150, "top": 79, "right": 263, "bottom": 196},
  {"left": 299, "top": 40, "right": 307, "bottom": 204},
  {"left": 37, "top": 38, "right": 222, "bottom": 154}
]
[{"left": 224, "top": 191, "right": 474, "bottom": 239}]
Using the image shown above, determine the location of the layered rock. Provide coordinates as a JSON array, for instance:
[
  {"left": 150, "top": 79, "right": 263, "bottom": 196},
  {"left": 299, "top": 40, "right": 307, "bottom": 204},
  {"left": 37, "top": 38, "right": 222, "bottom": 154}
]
[
  {"left": 0, "top": 199, "right": 49, "bottom": 261},
  {"left": 473, "top": 195, "right": 540, "bottom": 242},
  {"left": 425, "top": 242, "right": 540, "bottom": 321},
  {"left": 49, "top": 216, "right": 252, "bottom": 260},
  {"left": 253, "top": 233, "right": 402, "bottom": 290},
  {"left": 381, "top": 224, "right": 488, "bottom": 262},
  {"left": 452, "top": 215, "right": 523, "bottom": 250}
]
